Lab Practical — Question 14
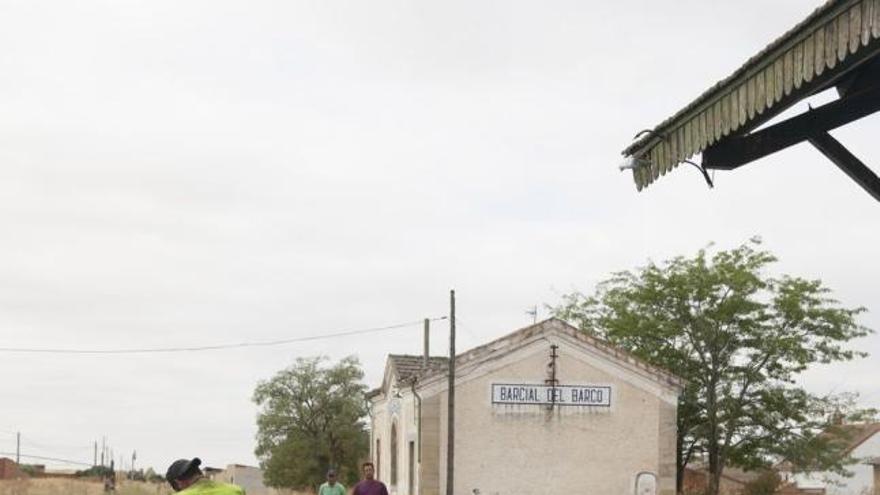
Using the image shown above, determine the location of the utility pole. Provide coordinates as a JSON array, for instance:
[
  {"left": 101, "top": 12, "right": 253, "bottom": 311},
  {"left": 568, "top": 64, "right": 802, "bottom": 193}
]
[
  {"left": 94, "top": 441, "right": 98, "bottom": 466},
  {"left": 446, "top": 290, "right": 456, "bottom": 495},
  {"left": 423, "top": 318, "right": 430, "bottom": 367},
  {"left": 16, "top": 431, "right": 20, "bottom": 464}
]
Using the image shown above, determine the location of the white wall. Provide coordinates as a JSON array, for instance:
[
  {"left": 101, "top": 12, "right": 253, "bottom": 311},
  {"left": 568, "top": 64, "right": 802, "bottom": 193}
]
[
  {"left": 371, "top": 323, "right": 681, "bottom": 495},
  {"left": 372, "top": 384, "right": 420, "bottom": 495},
  {"left": 216, "top": 465, "right": 270, "bottom": 495},
  {"left": 430, "top": 338, "right": 677, "bottom": 495},
  {"left": 792, "top": 430, "right": 879, "bottom": 495}
]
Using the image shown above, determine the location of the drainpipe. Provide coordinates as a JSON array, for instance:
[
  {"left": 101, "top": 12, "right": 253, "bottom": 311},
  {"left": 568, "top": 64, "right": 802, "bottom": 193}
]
[
  {"left": 411, "top": 380, "right": 422, "bottom": 463},
  {"left": 366, "top": 397, "right": 375, "bottom": 462}
]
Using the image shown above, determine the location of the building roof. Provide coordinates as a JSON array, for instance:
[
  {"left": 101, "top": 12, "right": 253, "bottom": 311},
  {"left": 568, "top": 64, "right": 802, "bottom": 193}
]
[
  {"left": 413, "top": 318, "right": 684, "bottom": 390},
  {"left": 776, "top": 421, "right": 880, "bottom": 472},
  {"left": 388, "top": 354, "right": 449, "bottom": 382},
  {"left": 368, "top": 318, "right": 684, "bottom": 400},
  {"left": 622, "top": 0, "right": 880, "bottom": 191},
  {"left": 833, "top": 422, "right": 880, "bottom": 455},
  {"left": 366, "top": 354, "right": 449, "bottom": 398},
  {"left": 684, "top": 464, "right": 763, "bottom": 486}
]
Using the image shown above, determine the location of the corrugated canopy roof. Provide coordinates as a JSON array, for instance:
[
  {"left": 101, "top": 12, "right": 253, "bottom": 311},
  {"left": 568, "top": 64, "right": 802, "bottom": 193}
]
[{"left": 623, "top": 0, "right": 880, "bottom": 191}]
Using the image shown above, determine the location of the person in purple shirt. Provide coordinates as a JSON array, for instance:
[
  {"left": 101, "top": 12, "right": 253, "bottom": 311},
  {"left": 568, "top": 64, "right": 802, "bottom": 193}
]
[{"left": 351, "top": 462, "right": 388, "bottom": 495}]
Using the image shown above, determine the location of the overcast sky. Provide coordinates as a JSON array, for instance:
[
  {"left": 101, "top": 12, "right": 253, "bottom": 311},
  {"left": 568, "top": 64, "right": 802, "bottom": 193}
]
[{"left": 1, "top": 0, "right": 877, "bottom": 475}]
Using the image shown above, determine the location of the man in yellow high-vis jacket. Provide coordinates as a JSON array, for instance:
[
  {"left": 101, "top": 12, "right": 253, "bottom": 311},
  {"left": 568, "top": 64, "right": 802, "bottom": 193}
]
[{"left": 165, "top": 457, "right": 245, "bottom": 495}]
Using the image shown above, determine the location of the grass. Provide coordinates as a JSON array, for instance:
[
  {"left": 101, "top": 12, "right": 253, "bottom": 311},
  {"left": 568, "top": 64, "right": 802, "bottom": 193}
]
[
  {"left": 0, "top": 479, "right": 171, "bottom": 495},
  {"left": 0, "top": 479, "right": 311, "bottom": 495}
]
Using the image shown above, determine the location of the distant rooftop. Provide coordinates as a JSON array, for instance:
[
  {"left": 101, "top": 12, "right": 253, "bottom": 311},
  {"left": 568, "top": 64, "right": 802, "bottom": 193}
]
[{"left": 388, "top": 354, "right": 449, "bottom": 382}]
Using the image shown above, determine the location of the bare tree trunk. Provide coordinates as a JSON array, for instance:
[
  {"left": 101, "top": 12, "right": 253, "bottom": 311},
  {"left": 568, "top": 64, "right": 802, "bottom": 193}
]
[{"left": 708, "top": 454, "right": 721, "bottom": 495}]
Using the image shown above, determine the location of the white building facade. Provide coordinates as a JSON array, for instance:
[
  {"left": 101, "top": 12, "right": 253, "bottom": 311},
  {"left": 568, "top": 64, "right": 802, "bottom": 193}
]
[
  {"left": 787, "top": 423, "right": 880, "bottom": 495},
  {"left": 367, "top": 319, "right": 683, "bottom": 495},
  {"left": 209, "top": 464, "right": 272, "bottom": 495}
]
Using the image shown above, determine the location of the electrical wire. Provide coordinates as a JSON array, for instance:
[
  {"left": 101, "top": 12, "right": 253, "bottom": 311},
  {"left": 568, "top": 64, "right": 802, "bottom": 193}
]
[
  {"left": 682, "top": 160, "right": 714, "bottom": 188},
  {"left": 0, "top": 452, "right": 92, "bottom": 466},
  {"left": 0, "top": 431, "right": 94, "bottom": 454},
  {"left": 0, "top": 317, "right": 447, "bottom": 355},
  {"left": 451, "top": 317, "right": 480, "bottom": 346},
  {"left": 20, "top": 435, "right": 94, "bottom": 454}
]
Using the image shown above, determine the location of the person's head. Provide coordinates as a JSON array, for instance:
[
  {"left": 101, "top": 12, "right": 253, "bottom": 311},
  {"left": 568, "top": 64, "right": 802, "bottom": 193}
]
[
  {"left": 326, "top": 469, "right": 337, "bottom": 485},
  {"left": 361, "top": 462, "right": 375, "bottom": 480},
  {"left": 165, "top": 458, "right": 203, "bottom": 492}
]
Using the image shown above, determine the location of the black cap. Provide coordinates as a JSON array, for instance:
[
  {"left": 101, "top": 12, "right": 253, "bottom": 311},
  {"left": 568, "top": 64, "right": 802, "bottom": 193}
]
[{"left": 165, "top": 458, "right": 202, "bottom": 483}]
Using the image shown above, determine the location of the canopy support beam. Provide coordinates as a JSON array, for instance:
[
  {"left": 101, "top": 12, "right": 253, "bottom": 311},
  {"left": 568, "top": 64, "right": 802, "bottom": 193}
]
[
  {"left": 808, "top": 132, "right": 880, "bottom": 202},
  {"left": 702, "top": 83, "right": 880, "bottom": 171}
]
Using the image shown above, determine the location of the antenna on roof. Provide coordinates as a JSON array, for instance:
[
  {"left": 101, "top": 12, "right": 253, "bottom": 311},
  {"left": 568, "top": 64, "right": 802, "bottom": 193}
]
[{"left": 526, "top": 306, "right": 537, "bottom": 324}]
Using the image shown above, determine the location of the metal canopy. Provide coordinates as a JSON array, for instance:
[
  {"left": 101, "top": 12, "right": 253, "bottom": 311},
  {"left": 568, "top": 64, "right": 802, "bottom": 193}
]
[{"left": 622, "top": 0, "right": 880, "bottom": 201}]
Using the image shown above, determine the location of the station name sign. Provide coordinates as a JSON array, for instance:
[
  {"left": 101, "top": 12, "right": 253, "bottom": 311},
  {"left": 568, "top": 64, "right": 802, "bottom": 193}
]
[{"left": 491, "top": 383, "right": 612, "bottom": 407}]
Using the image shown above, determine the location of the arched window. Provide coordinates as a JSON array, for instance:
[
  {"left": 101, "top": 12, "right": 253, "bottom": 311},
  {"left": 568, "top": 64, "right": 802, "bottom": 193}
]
[
  {"left": 390, "top": 421, "right": 399, "bottom": 486},
  {"left": 635, "top": 471, "right": 657, "bottom": 495}
]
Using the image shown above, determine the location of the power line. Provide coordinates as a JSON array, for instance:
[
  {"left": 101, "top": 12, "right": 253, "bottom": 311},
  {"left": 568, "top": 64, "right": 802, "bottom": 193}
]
[
  {"left": 1, "top": 430, "right": 97, "bottom": 455},
  {"left": 18, "top": 432, "right": 87, "bottom": 450},
  {"left": 0, "top": 451, "right": 92, "bottom": 466},
  {"left": 0, "top": 317, "right": 448, "bottom": 355},
  {"left": 21, "top": 440, "right": 93, "bottom": 455},
  {"left": 452, "top": 317, "right": 480, "bottom": 346}
]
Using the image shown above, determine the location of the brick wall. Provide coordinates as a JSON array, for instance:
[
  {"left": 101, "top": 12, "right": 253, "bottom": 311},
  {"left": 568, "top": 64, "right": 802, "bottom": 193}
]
[{"left": 0, "top": 458, "right": 24, "bottom": 480}]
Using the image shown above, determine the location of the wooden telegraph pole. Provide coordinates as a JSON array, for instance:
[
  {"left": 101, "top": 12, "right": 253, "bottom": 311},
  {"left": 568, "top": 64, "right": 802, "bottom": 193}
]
[{"left": 446, "top": 290, "right": 456, "bottom": 495}]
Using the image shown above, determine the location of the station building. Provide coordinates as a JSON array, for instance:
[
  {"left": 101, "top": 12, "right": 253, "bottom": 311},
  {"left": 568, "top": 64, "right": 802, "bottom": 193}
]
[{"left": 367, "top": 318, "right": 683, "bottom": 495}]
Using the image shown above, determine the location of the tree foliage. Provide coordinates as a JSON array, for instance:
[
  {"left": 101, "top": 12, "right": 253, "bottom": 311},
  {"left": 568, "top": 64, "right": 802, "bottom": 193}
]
[
  {"left": 143, "top": 467, "right": 165, "bottom": 483},
  {"left": 253, "top": 356, "right": 369, "bottom": 490},
  {"left": 742, "top": 471, "right": 782, "bottom": 495},
  {"left": 551, "top": 239, "right": 872, "bottom": 495},
  {"left": 74, "top": 465, "right": 115, "bottom": 478}
]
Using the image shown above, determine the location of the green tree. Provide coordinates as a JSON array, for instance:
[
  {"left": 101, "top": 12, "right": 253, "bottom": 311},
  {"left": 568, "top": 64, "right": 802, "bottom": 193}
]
[
  {"left": 253, "top": 355, "right": 369, "bottom": 490},
  {"left": 75, "top": 465, "right": 115, "bottom": 478},
  {"left": 551, "top": 239, "right": 872, "bottom": 495},
  {"left": 143, "top": 467, "right": 164, "bottom": 484}
]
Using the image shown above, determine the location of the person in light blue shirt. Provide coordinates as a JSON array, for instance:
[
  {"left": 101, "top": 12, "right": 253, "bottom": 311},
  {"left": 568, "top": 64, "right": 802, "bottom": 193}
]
[{"left": 318, "top": 469, "right": 345, "bottom": 495}]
